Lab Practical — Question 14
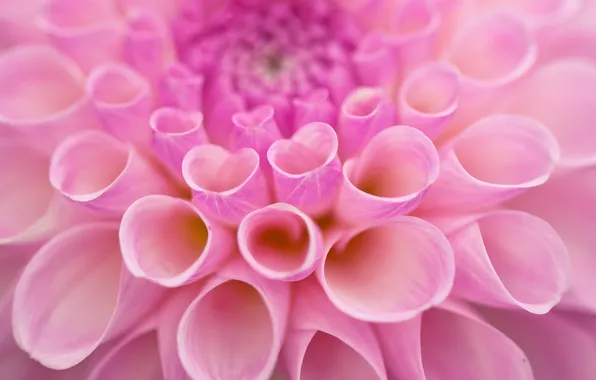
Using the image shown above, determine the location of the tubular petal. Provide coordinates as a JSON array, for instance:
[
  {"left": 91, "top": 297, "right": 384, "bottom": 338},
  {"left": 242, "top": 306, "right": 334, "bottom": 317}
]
[
  {"left": 318, "top": 216, "right": 454, "bottom": 322},
  {"left": 120, "top": 195, "right": 234, "bottom": 287},
  {"left": 238, "top": 203, "right": 324, "bottom": 281},
  {"left": 160, "top": 63, "right": 204, "bottom": 111},
  {"left": 50, "top": 130, "right": 177, "bottom": 215},
  {"left": 178, "top": 259, "right": 290, "bottom": 380},
  {"left": 292, "top": 89, "right": 336, "bottom": 132},
  {"left": 12, "top": 223, "right": 165, "bottom": 369},
  {"left": 182, "top": 144, "right": 271, "bottom": 226},
  {"left": 268, "top": 122, "right": 342, "bottom": 216},
  {"left": 335, "top": 126, "right": 439, "bottom": 224},
  {"left": 232, "top": 105, "right": 283, "bottom": 165},
  {"left": 420, "top": 114, "right": 560, "bottom": 211},
  {"left": 283, "top": 279, "right": 387, "bottom": 380}
]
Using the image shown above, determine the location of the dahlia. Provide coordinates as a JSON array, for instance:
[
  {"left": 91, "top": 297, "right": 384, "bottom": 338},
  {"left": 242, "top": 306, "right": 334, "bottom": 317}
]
[{"left": 1, "top": 0, "right": 596, "bottom": 379}]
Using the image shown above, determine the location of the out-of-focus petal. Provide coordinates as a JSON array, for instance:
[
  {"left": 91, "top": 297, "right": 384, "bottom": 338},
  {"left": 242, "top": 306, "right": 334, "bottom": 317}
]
[
  {"left": 0, "top": 0, "right": 47, "bottom": 49},
  {"left": 292, "top": 90, "right": 336, "bottom": 133},
  {"left": 13, "top": 223, "right": 165, "bottom": 369},
  {"left": 160, "top": 63, "right": 203, "bottom": 111},
  {"left": 178, "top": 259, "right": 290, "bottom": 380},
  {"left": 318, "top": 216, "right": 454, "bottom": 322}
]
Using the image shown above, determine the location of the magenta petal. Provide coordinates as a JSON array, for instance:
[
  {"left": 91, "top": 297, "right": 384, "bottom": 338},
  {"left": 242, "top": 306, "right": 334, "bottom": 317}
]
[
  {"left": 283, "top": 279, "right": 387, "bottom": 380},
  {"left": 292, "top": 89, "right": 336, "bottom": 132},
  {"left": 353, "top": 33, "right": 400, "bottom": 94},
  {"left": 376, "top": 301, "right": 533, "bottom": 380},
  {"left": 337, "top": 87, "right": 397, "bottom": 160},
  {"left": 183, "top": 144, "right": 271, "bottom": 226},
  {"left": 178, "top": 258, "right": 290, "bottom": 380},
  {"left": 335, "top": 126, "right": 439, "bottom": 224},
  {"left": 150, "top": 107, "right": 209, "bottom": 176},
  {"left": 238, "top": 203, "right": 324, "bottom": 281},
  {"left": 203, "top": 93, "right": 246, "bottom": 149},
  {"left": 318, "top": 216, "right": 454, "bottom": 323},
  {"left": 443, "top": 210, "right": 570, "bottom": 314},
  {"left": 420, "top": 114, "right": 559, "bottom": 211},
  {"left": 87, "top": 63, "right": 154, "bottom": 149},
  {"left": 232, "top": 105, "right": 283, "bottom": 166},
  {"left": 120, "top": 195, "right": 234, "bottom": 287},
  {"left": 160, "top": 63, "right": 204, "bottom": 111},
  {"left": 0, "top": 45, "right": 100, "bottom": 154},
  {"left": 268, "top": 122, "right": 342, "bottom": 216},
  {"left": 50, "top": 130, "right": 177, "bottom": 216},
  {"left": 12, "top": 223, "right": 165, "bottom": 369},
  {"left": 398, "top": 62, "right": 460, "bottom": 140}
]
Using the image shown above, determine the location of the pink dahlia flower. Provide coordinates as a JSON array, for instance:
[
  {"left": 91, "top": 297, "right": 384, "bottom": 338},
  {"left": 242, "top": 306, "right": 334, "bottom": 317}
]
[{"left": 1, "top": 0, "right": 596, "bottom": 378}]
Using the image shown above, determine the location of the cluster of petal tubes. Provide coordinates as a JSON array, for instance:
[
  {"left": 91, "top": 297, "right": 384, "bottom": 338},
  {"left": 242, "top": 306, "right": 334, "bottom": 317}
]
[{"left": 1, "top": 0, "right": 596, "bottom": 379}]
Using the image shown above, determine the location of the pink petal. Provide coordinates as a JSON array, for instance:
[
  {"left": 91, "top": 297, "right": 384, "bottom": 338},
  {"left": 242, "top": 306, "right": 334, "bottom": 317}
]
[
  {"left": 13, "top": 223, "right": 165, "bottom": 369},
  {"left": 182, "top": 144, "right": 271, "bottom": 226},
  {"left": 40, "top": 0, "right": 124, "bottom": 71},
  {"left": 283, "top": 279, "right": 387, "bottom": 380},
  {"left": 353, "top": 33, "right": 400, "bottom": 95},
  {"left": 0, "top": 0, "right": 47, "bottom": 49},
  {"left": 50, "top": 130, "right": 178, "bottom": 216},
  {"left": 232, "top": 105, "right": 283, "bottom": 167},
  {"left": 120, "top": 195, "right": 234, "bottom": 287},
  {"left": 398, "top": 61, "right": 460, "bottom": 140},
  {"left": 376, "top": 301, "right": 533, "bottom": 380},
  {"left": 268, "top": 122, "right": 342, "bottom": 217},
  {"left": 318, "top": 216, "right": 454, "bottom": 322},
  {"left": 437, "top": 210, "right": 570, "bottom": 314},
  {"left": 503, "top": 59, "right": 596, "bottom": 167},
  {"left": 159, "top": 63, "right": 204, "bottom": 111},
  {"left": 150, "top": 107, "right": 209, "bottom": 177},
  {"left": 337, "top": 87, "right": 397, "bottom": 160},
  {"left": 87, "top": 63, "right": 154, "bottom": 150},
  {"left": 0, "top": 45, "right": 100, "bottom": 154},
  {"left": 238, "top": 203, "right": 324, "bottom": 281},
  {"left": 335, "top": 126, "right": 439, "bottom": 224},
  {"left": 178, "top": 259, "right": 290, "bottom": 380},
  {"left": 419, "top": 114, "right": 559, "bottom": 211},
  {"left": 0, "top": 141, "right": 95, "bottom": 245},
  {"left": 292, "top": 89, "right": 336, "bottom": 132},
  {"left": 203, "top": 93, "right": 246, "bottom": 149},
  {"left": 482, "top": 0, "right": 581, "bottom": 32}
]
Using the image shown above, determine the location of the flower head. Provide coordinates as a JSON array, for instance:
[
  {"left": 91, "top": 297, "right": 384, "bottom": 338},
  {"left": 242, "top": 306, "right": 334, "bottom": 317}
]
[{"left": 1, "top": 0, "right": 596, "bottom": 379}]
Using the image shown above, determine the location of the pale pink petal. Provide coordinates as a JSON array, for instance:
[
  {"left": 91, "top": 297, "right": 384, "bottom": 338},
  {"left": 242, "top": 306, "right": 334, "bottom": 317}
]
[
  {"left": 398, "top": 62, "right": 460, "bottom": 140},
  {"left": 238, "top": 203, "right": 324, "bottom": 281},
  {"left": 0, "top": 0, "right": 47, "bottom": 49},
  {"left": 13, "top": 223, "right": 165, "bottom": 369},
  {"left": 283, "top": 279, "right": 387, "bottom": 380},
  {"left": 335, "top": 126, "right": 439, "bottom": 224},
  {"left": 353, "top": 33, "right": 400, "bottom": 94},
  {"left": 120, "top": 195, "right": 234, "bottom": 287},
  {"left": 268, "top": 122, "right": 342, "bottom": 216},
  {"left": 119, "top": 0, "right": 182, "bottom": 21},
  {"left": 40, "top": 0, "right": 124, "bottom": 72},
  {"left": 0, "top": 141, "right": 96, "bottom": 246},
  {"left": 376, "top": 301, "right": 533, "bottom": 380},
  {"left": 182, "top": 145, "right": 271, "bottom": 226},
  {"left": 420, "top": 114, "right": 559, "bottom": 211},
  {"left": 337, "top": 87, "right": 397, "bottom": 160},
  {"left": 160, "top": 63, "right": 203, "bottom": 111},
  {"left": 232, "top": 105, "right": 283, "bottom": 167},
  {"left": 0, "top": 45, "right": 100, "bottom": 154},
  {"left": 178, "top": 259, "right": 290, "bottom": 380},
  {"left": 292, "top": 90, "right": 336, "bottom": 132},
  {"left": 150, "top": 107, "right": 209, "bottom": 176},
  {"left": 50, "top": 130, "right": 178, "bottom": 216},
  {"left": 87, "top": 63, "right": 154, "bottom": 150},
  {"left": 480, "top": 0, "right": 581, "bottom": 32},
  {"left": 318, "top": 216, "right": 454, "bottom": 322},
  {"left": 503, "top": 59, "right": 596, "bottom": 167}
]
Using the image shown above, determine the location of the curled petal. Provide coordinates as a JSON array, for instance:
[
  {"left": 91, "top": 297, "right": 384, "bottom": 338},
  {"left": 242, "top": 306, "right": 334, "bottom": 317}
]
[
  {"left": 283, "top": 279, "right": 387, "bottom": 380},
  {"left": 203, "top": 92, "right": 245, "bottom": 149},
  {"left": 182, "top": 145, "right": 271, "bottom": 226},
  {"left": 0, "top": 45, "right": 100, "bottom": 153},
  {"left": 40, "top": 0, "right": 124, "bottom": 71},
  {"left": 376, "top": 301, "right": 533, "bottom": 380},
  {"left": 337, "top": 87, "right": 397, "bottom": 160},
  {"left": 150, "top": 107, "right": 208, "bottom": 176},
  {"left": 353, "top": 33, "right": 399, "bottom": 93},
  {"left": 318, "top": 217, "right": 454, "bottom": 323},
  {"left": 268, "top": 122, "right": 342, "bottom": 216},
  {"left": 0, "top": 0, "right": 47, "bottom": 48},
  {"left": 436, "top": 210, "right": 570, "bottom": 314},
  {"left": 292, "top": 89, "right": 336, "bottom": 132},
  {"left": 87, "top": 63, "right": 153, "bottom": 149},
  {"left": 238, "top": 203, "right": 324, "bottom": 281},
  {"left": 335, "top": 126, "right": 439, "bottom": 224},
  {"left": 504, "top": 59, "right": 596, "bottom": 167},
  {"left": 178, "top": 259, "right": 290, "bottom": 380},
  {"left": 13, "top": 223, "right": 165, "bottom": 369},
  {"left": 160, "top": 63, "right": 204, "bottom": 111},
  {"left": 484, "top": 0, "right": 581, "bottom": 31},
  {"left": 420, "top": 115, "right": 560, "bottom": 211},
  {"left": 50, "top": 130, "right": 178, "bottom": 216},
  {"left": 398, "top": 62, "right": 460, "bottom": 140},
  {"left": 120, "top": 195, "right": 234, "bottom": 287},
  {"left": 232, "top": 105, "right": 283, "bottom": 165}
]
